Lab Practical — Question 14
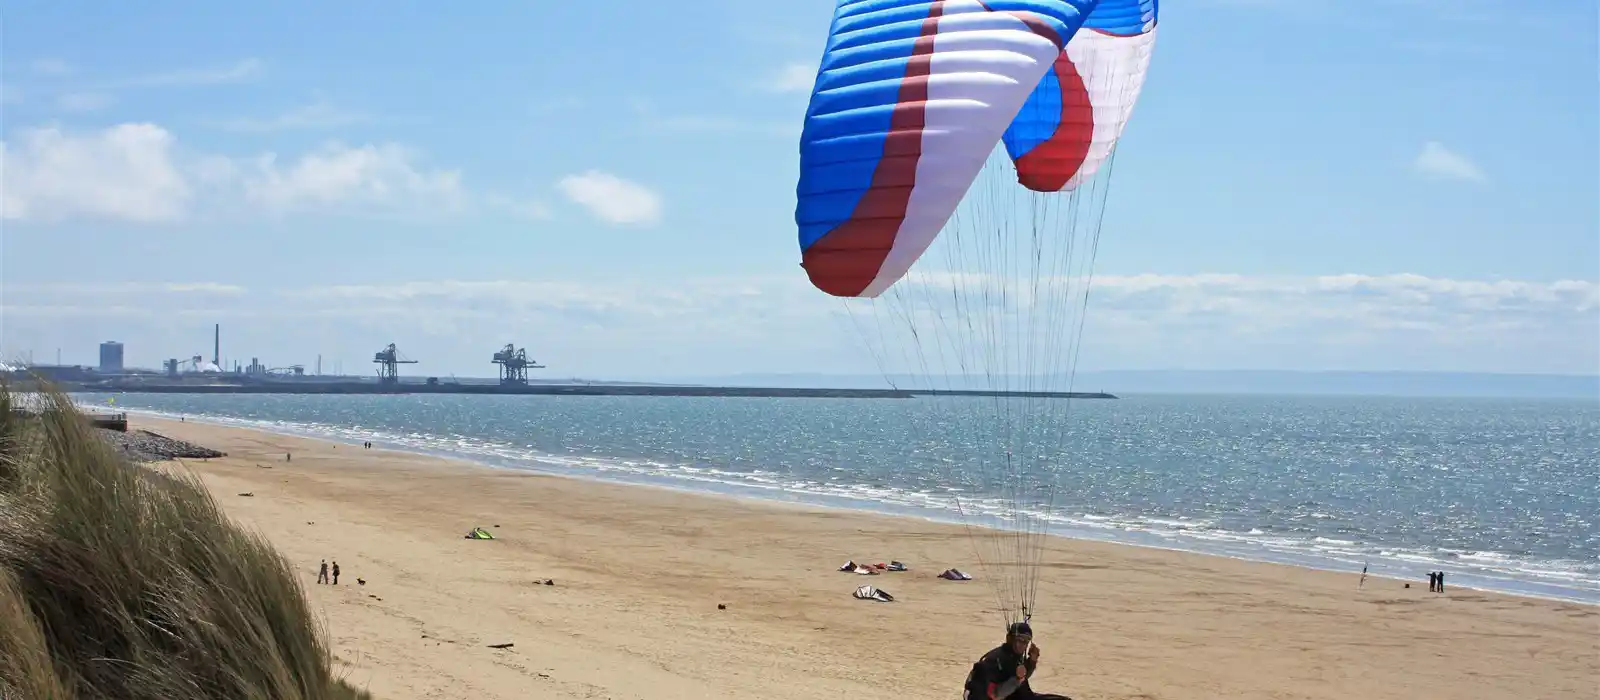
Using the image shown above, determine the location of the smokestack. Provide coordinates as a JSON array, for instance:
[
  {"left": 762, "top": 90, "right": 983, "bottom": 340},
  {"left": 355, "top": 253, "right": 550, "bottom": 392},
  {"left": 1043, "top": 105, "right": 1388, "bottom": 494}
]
[{"left": 213, "top": 324, "right": 220, "bottom": 367}]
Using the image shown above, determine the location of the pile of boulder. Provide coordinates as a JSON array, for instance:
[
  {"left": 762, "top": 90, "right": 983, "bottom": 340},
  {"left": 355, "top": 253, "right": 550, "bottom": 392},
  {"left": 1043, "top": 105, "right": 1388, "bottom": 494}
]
[{"left": 98, "top": 429, "right": 225, "bottom": 463}]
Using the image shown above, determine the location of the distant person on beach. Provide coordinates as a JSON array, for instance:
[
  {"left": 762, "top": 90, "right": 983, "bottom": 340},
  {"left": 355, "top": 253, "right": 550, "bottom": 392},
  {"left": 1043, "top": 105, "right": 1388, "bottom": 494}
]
[
  {"left": 317, "top": 559, "right": 328, "bottom": 585},
  {"left": 1436, "top": 570, "right": 1445, "bottom": 592},
  {"left": 963, "top": 622, "right": 1069, "bottom": 700},
  {"left": 331, "top": 561, "right": 341, "bottom": 585},
  {"left": 1359, "top": 564, "right": 1368, "bottom": 589},
  {"left": 1428, "top": 571, "right": 1436, "bottom": 592}
]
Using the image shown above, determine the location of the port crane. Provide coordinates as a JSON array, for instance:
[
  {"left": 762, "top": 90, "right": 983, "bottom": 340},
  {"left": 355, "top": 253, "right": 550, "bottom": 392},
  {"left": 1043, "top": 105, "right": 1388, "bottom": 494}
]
[
  {"left": 492, "top": 344, "right": 545, "bottom": 386},
  {"left": 373, "top": 343, "right": 418, "bottom": 385}
]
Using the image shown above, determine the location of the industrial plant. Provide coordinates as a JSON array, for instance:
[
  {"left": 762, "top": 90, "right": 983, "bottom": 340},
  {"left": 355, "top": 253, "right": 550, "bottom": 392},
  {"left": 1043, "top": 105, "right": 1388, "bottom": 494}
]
[{"left": 3, "top": 325, "right": 1115, "bottom": 400}]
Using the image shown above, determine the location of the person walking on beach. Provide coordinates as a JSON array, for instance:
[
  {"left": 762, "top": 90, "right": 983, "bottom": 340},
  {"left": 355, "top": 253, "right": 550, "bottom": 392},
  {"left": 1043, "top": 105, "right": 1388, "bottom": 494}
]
[
  {"left": 1428, "top": 571, "right": 1437, "bottom": 592},
  {"left": 1358, "top": 564, "right": 1368, "bottom": 590},
  {"left": 1436, "top": 570, "right": 1444, "bottom": 593},
  {"left": 331, "top": 561, "right": 341, "bottom": 585},
  {"left": 317, "top": 559, "right": 329, "bottom": 585}
]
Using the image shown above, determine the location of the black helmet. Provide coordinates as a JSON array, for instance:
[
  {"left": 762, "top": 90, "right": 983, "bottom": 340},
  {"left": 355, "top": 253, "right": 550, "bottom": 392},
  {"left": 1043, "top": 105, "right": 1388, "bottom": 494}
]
[{"left": 1007, "top": 621, "right": 1033, "bottom": 638}]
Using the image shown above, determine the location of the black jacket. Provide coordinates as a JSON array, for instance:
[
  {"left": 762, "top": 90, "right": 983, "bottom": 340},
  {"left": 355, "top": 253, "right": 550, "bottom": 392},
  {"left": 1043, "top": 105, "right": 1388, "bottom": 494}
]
[{"left": 964, "top": 644, "right": 1036, "bottom": 699}]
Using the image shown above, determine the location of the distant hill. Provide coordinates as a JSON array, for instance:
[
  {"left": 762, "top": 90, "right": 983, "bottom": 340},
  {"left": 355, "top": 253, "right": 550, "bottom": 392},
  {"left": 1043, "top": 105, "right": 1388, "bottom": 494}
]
[{"left": 625, "top": 370, "right": 1600, "bottom": 400}]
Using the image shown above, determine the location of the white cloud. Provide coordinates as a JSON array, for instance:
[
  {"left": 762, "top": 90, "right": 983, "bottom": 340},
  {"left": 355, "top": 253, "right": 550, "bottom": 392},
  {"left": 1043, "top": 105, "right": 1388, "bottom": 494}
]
[
  {"left": 1087, "top": 272, "right": 1597, "bottom": 320},
  {"left": 31, "top": 58, "right": 74, "bottom": 76},
  {"left": 556, "top": 170, "right": 663, "bottom": 226},
  {"left": 4, "top": 60, "right": 258, "bottom": 117},
  {"left": 1, "top": 123, "right": 470, "bottom": 223},
  {"left": 0, "top": 123, "right": 193, "bottom": 223},
  {"left": 185, "top": 273, "right": 1600, "bottom": 340},
  {"left": 765, "top": 62, "right": 816, "bottom": 93},
  {"left": 123, "top": 58, "right": 262, "bottom": 88},
  {"left": 6, "top": 282, "right": 247, "bottom": 296},
  {"left": 238, "top": 142, "right": 466, "bottom": 215},
  {"left": 1412, "top": 141, "right": 1486, "bottom": 182},
  {"left": 56, "top": 91, "right": 115, "bottom": 112},
  {"left": 206, "top": 101, "right": 369, "bottom": 132},
  {"left": 881, "top": 271, "right": 1598, "bottom": 322}
]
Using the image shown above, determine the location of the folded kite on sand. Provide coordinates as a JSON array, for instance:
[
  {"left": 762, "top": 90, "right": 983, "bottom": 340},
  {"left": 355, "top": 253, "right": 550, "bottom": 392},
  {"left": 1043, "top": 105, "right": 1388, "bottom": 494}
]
[
  {"left": 841, "top": 560, "right": 908, "bottom": 574},
  {"left": 853, "top": 585, "right": 895, "bottom": 602},
  {"left": 838, "top": 560, "right": 878, "bottom": 574},
  {"left": 464, "top": 527, "right": 494, "bottom": 540},
  {"left": 938, "top": 569, "right": 973, "bottom": 581}
]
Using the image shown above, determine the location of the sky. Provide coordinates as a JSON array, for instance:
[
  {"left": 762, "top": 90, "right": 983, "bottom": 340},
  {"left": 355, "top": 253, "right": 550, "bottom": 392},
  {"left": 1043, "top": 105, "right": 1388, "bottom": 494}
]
[{"left": 2, "top": 0, "right": 1597, "bottom": 381}]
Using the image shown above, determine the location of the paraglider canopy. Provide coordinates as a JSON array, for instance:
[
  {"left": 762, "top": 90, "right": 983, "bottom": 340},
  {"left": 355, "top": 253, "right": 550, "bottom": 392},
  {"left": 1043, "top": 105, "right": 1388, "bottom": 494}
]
[{"left": 794, "top": 0, "right": 1102, "bottom": 298}]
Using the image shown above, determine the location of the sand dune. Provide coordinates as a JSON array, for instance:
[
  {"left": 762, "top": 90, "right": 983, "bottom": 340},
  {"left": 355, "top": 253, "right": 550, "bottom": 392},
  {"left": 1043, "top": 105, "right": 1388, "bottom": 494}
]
[{"left": 131, "top": 417, "right": 1598, "bottom": 700}]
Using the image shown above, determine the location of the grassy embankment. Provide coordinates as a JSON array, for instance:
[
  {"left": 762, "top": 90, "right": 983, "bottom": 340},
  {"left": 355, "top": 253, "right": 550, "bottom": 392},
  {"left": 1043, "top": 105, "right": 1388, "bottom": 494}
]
[{"left": 0, "top": 386, "right": 371, "bottom": 699}]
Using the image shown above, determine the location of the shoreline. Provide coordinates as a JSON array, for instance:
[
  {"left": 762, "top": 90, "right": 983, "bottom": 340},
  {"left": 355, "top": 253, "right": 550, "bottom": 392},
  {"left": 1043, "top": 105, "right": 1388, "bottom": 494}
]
[
  {"left": 117, "top": 414, "right": 1599, "bottom": 699},
  {"left": 112, "top": 405, "right": 1597, "bottom": 607}
]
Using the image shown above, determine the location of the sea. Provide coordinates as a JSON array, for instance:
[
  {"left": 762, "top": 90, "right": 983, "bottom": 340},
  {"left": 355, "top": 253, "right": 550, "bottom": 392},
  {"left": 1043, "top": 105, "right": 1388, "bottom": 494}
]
[{"left": 73, "top": 391, "right": 1600, "bottom": 605}]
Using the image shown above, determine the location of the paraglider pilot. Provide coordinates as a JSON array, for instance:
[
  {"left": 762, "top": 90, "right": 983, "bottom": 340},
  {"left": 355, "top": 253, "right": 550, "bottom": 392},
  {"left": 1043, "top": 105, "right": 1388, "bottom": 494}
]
[{"left": 963, "top": 622, "right": 1070, "bottom": 700}]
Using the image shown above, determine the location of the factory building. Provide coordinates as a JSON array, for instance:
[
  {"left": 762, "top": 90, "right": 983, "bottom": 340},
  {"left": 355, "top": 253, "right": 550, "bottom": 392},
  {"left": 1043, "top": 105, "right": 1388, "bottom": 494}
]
[{"left": 98, "top": 341, "right": 125, "bottom": 373}]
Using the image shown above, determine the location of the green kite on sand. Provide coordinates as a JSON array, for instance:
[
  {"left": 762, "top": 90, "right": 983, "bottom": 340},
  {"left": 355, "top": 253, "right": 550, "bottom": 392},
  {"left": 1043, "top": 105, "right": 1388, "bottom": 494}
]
[{"left": 464, "top": 527, "right": 494, "bottom": 540}]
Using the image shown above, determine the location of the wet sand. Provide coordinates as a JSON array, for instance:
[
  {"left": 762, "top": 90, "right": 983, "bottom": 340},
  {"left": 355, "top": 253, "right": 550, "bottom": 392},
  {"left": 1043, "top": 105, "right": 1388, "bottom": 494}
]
[{"left": 131, "top": 416, "right": 1599, "bottom": 700}]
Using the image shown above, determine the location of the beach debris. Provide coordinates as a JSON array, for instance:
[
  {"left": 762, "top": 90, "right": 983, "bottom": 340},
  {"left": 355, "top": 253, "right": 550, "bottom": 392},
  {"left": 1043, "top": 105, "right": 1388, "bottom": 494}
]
[
  {"left": 717, "top": 603, "right": 727, "bottom": 610},
  {"left": 465, "top": 527, "right": 495, "bottom": 540},
  {"left": 487, "top": 643, "right": 515, "bottom": 649},
  {"left": 838, "top": 560, "right": 881, "bottom": 575},
  {"left": 841, "top": 560, "right": 908, "bottom": 574},
  {"left": 237, "top": 492, "right": 254, "bottom": 497},
  {"left": 853, "top": 585, "right": 895, "bottom": 602},
  {"left": 938, "top": 568, "right": 973, "bottom": 581},
  {"left": 543, "top": 579, "right": 554, "bottom": 586},
  {"left": 357, "top": 578, "right": 366, "bottom": 586}
]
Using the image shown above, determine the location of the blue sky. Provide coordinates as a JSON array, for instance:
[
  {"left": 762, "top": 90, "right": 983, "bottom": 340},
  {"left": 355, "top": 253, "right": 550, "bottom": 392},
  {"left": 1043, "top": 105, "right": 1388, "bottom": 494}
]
[{"left": 2, "top": 0, "right": 1596, "bottom": 380}]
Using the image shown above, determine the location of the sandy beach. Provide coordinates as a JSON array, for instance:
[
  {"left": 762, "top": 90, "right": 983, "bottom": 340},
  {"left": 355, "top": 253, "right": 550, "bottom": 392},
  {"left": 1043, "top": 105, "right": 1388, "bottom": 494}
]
[{"left": 125, "top": 416, "right": 1598, "bottom": 700}]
